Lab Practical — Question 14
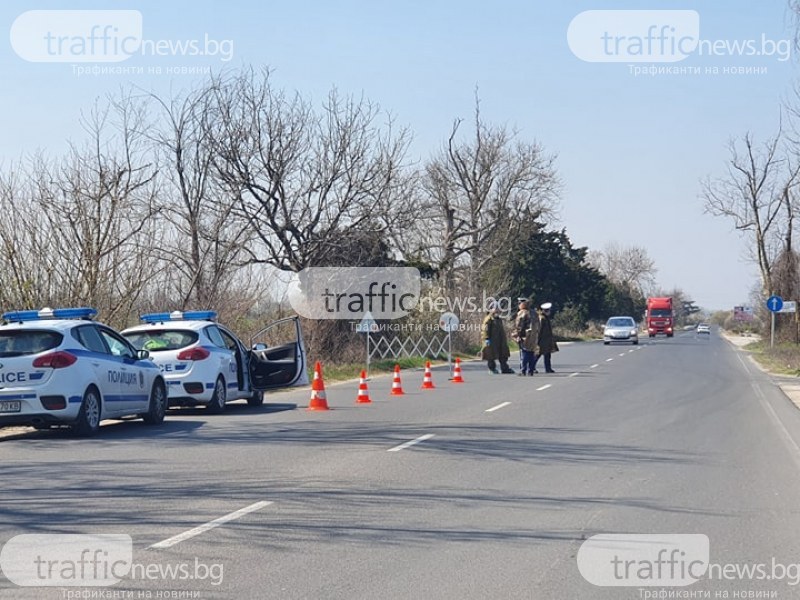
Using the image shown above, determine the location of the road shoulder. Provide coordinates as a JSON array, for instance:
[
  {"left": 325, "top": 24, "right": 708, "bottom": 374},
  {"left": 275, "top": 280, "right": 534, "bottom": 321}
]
[{"left": 722, "top": 331, "right": 800, "bottom": 410}]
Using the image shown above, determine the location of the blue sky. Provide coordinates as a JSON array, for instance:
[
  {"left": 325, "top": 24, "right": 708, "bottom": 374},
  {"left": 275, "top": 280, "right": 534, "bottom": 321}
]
[{"left": 1, "top": 1, "right": 796, "bottom": 310}]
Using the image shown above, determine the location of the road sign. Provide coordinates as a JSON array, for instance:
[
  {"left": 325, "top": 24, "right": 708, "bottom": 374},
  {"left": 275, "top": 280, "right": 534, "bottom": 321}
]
[
  {"left": 439, "top": 312, "right": 459, "bottom": 332},
  {"left": 766, "top": 295, "right": 784, "bottom": 313},
  {"left": 356, "top": 311, "right": 378, "bottom": 333},
  {"left": 779, "top": 301, "right": 797, "bottom": 314}
]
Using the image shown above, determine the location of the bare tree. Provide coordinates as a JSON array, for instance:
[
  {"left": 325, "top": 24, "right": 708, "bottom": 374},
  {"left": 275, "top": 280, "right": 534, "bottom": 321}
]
[
  {"left": 145, "top": 83, "right": 258, "bottom": 310},
  {"left": 0, "top": 162, "right": 61, "bottom": 308},
  {"left": 205, "top": 68, "right": 413, "bottom": 271},
  {"left": 701, "top": 130, "right": 800, "bottom": 296},
  {"left": 35, "top": 96, "right": 162, "bottom": 324},
  {"left": 588, "top": 242, "right": 657, "bottom": 296},
  {"left": 419, "top": 96, "right": 560, "bottom": 291}
]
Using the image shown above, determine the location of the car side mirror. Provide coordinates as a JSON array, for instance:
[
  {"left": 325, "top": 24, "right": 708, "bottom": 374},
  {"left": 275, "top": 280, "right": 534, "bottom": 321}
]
[
  {"left": 137, "top": 349, "right": 150, "bottom": 360},
  {"left": 252, "top": 343, "right": 267, "bottom": 351}
]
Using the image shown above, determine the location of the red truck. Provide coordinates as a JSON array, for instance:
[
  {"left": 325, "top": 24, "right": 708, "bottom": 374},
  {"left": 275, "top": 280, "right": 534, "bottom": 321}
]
[{"left": 646, "top": 297, "right": 674, "bottom": 338}]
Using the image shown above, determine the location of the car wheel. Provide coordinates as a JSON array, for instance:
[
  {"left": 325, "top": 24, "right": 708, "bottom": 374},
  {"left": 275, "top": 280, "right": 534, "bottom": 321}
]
[
  {"left": 207, "top": 377, "right": 226, "bottom": 414},
  {"left": 247, "top": 390, "right": 264, "bottom": 407},
  {"left": 603, "top": 341, "right": 609, "bottom": 345},
  {"left": 73, "top": 386, "right": 101, "bottom": 436},
  {"left": 143, "top": 380, "right": 167, "bottom": 425},
  {"left": 633, "top": 340, "right": 638, "bottom": 345}
]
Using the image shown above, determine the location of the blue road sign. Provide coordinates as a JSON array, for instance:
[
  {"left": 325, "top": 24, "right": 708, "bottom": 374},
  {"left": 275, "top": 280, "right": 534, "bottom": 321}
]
[{"left": 766, "top": 295, "right": 784, "bottom": 313}]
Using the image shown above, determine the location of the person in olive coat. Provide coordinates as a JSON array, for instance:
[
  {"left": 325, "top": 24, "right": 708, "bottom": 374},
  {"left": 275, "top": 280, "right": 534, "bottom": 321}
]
[
  {"left": 481, "top": 303, "right": 514, "bottom": 374},
  {"left": 513, "top": 299, "right": 539, "bottom": 376},
  {"left": 536, "top": 302, "right": 559, "bottom": 373}
]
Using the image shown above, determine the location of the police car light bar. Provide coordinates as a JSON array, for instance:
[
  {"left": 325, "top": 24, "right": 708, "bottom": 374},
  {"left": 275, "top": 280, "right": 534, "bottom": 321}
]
[
  {"left": 2, "top": 307, "right": 98, "bottom": 322},
  {"left": 140, "top": 310, "right": 218, "bottom": 323}
]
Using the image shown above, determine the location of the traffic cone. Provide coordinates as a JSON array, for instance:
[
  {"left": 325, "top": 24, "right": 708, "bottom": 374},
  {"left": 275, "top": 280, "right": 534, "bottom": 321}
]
[
  {"left": 421, "top": 361, "right": 436, "bottom": 389},
  {"left": 308, "top": 362, "right": 330, "bottom": 411},
  {"left": 390, "top": 364, "right": 405, "bottom": 396},
  {"left": 356, "top": 370, "right": 372, "bottom": 404},
  {"left": 451, "top": 358, "right": 465, "bottom": 383}
]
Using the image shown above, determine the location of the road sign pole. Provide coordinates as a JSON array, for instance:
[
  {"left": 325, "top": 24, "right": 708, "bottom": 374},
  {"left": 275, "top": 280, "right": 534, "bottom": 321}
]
[
  {"left": 448, "top": 330, "right": 452, "bottom": 376},
  {"left": 366, "top": 331, "right": 371, "bottom": 379},
  {"left": 438, "top": 312, "right": 459, "bottom": 377},
  {"left": 771, "top": 312, "right": 775, "bottom": 348}
]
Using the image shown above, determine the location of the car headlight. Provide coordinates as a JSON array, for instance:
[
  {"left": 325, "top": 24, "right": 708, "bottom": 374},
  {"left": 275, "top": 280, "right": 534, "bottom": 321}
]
[{"left": 630, "top": 329, "right": 637, "bottom": 335}]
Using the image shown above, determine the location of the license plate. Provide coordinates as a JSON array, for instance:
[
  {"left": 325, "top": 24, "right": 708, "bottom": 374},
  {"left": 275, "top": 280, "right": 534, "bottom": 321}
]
[{"left": 0, "top": 400, "right": 21, "bottom": 413}]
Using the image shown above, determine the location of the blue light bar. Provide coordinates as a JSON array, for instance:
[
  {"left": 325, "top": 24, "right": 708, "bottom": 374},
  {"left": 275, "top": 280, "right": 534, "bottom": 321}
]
[
  {"left": 140, "top": 310, "right": 218, "bottom": 323},
  {"left": 3, "top": 307, "right": 98, "bottom": 322}
]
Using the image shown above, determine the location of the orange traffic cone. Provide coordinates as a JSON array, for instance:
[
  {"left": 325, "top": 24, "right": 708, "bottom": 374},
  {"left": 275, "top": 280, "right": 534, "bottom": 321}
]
[
  {"left": 451, "top": 358, "right": 465, "bottom": 383},
  {"left": 421, "top": 361, "right": 436, "bottom": 389},
  {"left": 390, "top": 364, "right": 405, "bottom": 396},
  {"left": 308, "top": 362, "right": 330, "bottom": 410},
  {"left": 356, "top": 370, "right": 372, "bottom": 404}
]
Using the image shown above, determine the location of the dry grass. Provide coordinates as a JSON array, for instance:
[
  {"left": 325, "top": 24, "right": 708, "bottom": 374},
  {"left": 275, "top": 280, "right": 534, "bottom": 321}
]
[
  {"left": 313, "top": 355, "right": 474, "bottom": 383},
  {"left": 739, "top": 339, "right": 800, "bottom": 376}
]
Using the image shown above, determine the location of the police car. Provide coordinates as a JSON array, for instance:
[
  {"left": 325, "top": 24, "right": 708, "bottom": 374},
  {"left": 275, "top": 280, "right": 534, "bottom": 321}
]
[
  {"left": 0, "top": 308, "right": 167, "bottom": 436},
  {"left": 121, "top": 311, "right": 308, "bottom": 413}
]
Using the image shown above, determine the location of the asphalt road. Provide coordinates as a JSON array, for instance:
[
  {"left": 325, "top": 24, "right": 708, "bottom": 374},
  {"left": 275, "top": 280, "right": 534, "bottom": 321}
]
[{"left": 3, "top": 330, "right": 800, "bottom": 599}]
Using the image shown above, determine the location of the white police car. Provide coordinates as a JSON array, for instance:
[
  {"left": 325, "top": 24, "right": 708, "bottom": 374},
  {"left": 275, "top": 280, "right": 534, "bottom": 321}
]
[
  {"left": 0, "top": 308, "right": 167, "bottom": 436},
  {"left": 122, "top": 311, "right": 308, "bottom": 413}
]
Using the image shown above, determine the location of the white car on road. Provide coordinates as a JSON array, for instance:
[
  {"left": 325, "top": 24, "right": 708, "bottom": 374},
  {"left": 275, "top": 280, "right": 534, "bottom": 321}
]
[
  {"left": 0, "top": 307, "right": 167, "bottom": 435},
  {"left": 603, "top": 316, "right": 639, "bottom": 345},
  {"left": 122, "top": 311, "right": 308, "bottom": 413}
]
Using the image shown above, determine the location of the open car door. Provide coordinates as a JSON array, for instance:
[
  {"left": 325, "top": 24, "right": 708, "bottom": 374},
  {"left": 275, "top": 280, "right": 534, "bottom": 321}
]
[{"left": 249, "top": 316, "right": 309, "bottom": 391}]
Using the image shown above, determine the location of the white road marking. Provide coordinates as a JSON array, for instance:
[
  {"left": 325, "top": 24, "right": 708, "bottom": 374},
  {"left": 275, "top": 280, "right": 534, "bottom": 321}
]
[
  {"left": 568, "top": 372, "right": 579, "bottom": 378},
  {"left": 388, "top": 433, "right": 435, "bottom": 452},
  {"left": 150, "top": 501, "right": 272, "bottom": 549},
  {"left": 735, "top": 352, "right": 750, "bottom": 372},
  {"left": 628, "top": 349, "right": 635, "bottom": 353},
  {"left": 485, "top": 401, "right": 511, "bottom": 412},
  {"left": 536, "top": 384, "right": 551, "bottom": 391},
  {"left": 618, "top": 353, "right": 626, "bottom": 357},
  {"left": 590, "top": 364, "right": 599, "bottom": 369},
  {"left": 606, "top": 358, "right": 614, "bottom": 362},
  {"left": 751, "top": 381, "right": 800, "bottom": 473},
  {"left": 733, "top": 353, "right": 800, "bottom": 474}
]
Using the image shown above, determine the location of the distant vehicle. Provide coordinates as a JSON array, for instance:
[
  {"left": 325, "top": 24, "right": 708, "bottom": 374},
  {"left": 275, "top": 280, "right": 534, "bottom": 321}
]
[
  {"left": 122, "top": 311, "right": 308, "bottom": 413},
  {"left": 603, "top": 316, "right": 639, "bottom": 345},
  {"left": 0, "top": 307, "right": 166, "bottom": 436},
  {"left": 646, "top": 297, "right": 674, "bottom": 338},
  {"left": 696, "top": 323, "right": 711, "bottom": 335}
]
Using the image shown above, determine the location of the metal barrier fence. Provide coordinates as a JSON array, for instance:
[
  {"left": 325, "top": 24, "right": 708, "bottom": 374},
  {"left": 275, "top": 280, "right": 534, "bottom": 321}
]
[
  {"left": 368, "top": 333, "right": 450, "bottom": 361},
  {"left": 363, "top": 331, "right": 455, "bottom": 378}
]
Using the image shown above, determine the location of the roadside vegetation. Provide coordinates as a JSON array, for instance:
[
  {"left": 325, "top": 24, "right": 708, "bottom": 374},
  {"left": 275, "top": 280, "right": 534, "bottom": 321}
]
[
  {"left": 320, "top": 357, "right": 434, "bottom": 383},
  {"left": 711, "top": 308, "right": 800, "bottom": 376},
  {"left": 0, "top": 68, "right": 683, "bottom": 365},
  {"left": 740, "top": 339, "right": 800, "bottom": 376}
]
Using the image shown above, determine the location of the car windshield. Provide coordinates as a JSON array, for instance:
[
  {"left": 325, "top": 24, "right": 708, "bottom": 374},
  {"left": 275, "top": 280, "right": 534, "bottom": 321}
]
[
  {"left": 124, "top": 329, "right": 199, "bottom": 352},
  {"left": 607, "top": 318, "right": 634, "bottom": 328},
  {"left": 649, "top": 309, "right": 671, "bottom": 317},
  {"left": 0, "top": 330, "right": 63, "bottom": 356}
]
